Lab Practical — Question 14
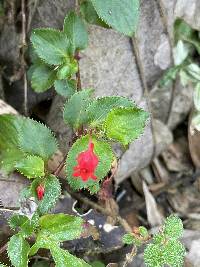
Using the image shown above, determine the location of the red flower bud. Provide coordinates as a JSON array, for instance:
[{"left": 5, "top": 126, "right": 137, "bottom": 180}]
[
  {"left": 73, "top": 139, "right": 99, "bottom": 182},
  {"left": 36, "top": 184, "right": 45, "bottom": 200}
]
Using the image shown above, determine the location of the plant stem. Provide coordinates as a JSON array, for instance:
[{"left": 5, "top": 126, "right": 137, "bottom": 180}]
[
  {"left": 0, "top": 243, "right": 7, "bottom": 255},
  {"left": 122, "top": 246, "right": 137, "bottom": 267}
]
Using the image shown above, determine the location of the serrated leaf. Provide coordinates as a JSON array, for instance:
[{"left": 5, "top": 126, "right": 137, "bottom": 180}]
[
  {"left": 173, "top": 40, "right": 189, "bottom": 66},
  {"left": 9, "top": 213, "right": 38, "bottom": 237},
  {"left": 15, "top": 155, "right": 45, "bottom": 179},
  {"left": 0, "top": 148, "right": 25, "bottom": 174},
  {"left": 80, "top": 0, "right": 109, "bottom": 28},
  {"left": 18, "top": 118, "right": 57, "bottom": 160},
  {"left": 63, "top": 89, "right": 94, "bottom": 129},
  {"left": 51, "top": 246, "right": 91, "bottom": 267},
  {"left": 54, "top": 79, "right": 76, "bottom": 97},
  {"left": 104, "top": 107, "right": 148, "bottom": 146},
  {"left": 36, "top": 175, "right": 61, "bottom": 214},
  {"left": 87, "top": 96, "right": 135, "bottom": 127},
  {"left": 38, "top": 213, "right": 83, "bottom": 242},
  {"left": 31, "top": 63, "right": 56, "bottom": 92},
  {"left": 163, "top": 215, "right": 184, "bottom": 240},
  {"left": 90, "top": 0, "right": 140, "bottom": 36},
  {"left": 0, "top": 114, "right": 22, "bottom": 150},
  {"left": 7, "top": 234, "right": 30, "bottom": 267},
  {"left": 122, "top": 233, "right": 135, "bottom": 245},
  {"left": 163, "top": 240, "right": 186, "bottom": 267},
  {"left": 66, "top": 134, "right": 114, "bottom": 193},
  {"left": 194, "top": 83, "right": 200, "bottom": 111},
  {"left": 30, "top": 29, "right": 71, "bottom": 65},
  {"left": 144, "top": 243, "right": 164, "bottom": 267},
  {"left": 64, "top": 11, "right": 88, "bottom": 52}
]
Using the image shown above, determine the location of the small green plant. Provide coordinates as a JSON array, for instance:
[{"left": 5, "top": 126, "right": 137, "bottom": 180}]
[
  {"left": 160, "top": 18, "right": 200, "bottom": 132},
  {"left": 122, "top": 215, "right": 186, "bottom": 267},
  {"left": 0, "top": 1, "right": 185, "bottom": 266}
]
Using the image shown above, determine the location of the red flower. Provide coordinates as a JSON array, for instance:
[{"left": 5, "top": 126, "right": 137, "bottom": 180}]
[
  {"left": 36, "top": 184, "right": 45, "bottom": 200},
  {"left": 73, "top": 140, "right": 99, "bottom": 182}
]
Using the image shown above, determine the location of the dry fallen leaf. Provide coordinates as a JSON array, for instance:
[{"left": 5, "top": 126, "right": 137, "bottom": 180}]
[{"left": 142, "top": 181, "right": 163, "bottom": 227}]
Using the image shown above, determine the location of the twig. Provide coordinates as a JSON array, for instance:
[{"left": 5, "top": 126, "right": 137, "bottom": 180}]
[
  {"left": 21, "top": 0, "right": 28, "bottom": 116},
  {"left": 68, "top": 190, "right": 132, "bottom": 232},
  {"left": 122, "top": 246, "right": 137, "bottom": 267},
  {"left": 27, "top": 0, "right": 40, "bottom": 32},
  {"left": 53, "top": 153, "right": 68, "bottom": 177},
  {"left": 75, "top": 52, "right": 82, "bottom": 91}
]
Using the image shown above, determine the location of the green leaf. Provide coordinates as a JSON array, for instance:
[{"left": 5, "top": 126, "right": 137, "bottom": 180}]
[
  {"left": 31, "top": 63, "right": 56, "bottom": 92},
  {"left": 174, "top": 19, "right": 200, "bottom": 54},
  {"left": 54, "top": 79, "right": 76, "bottom": 97},
  {"left": 122, "top": 233, "right": 135, "bottom": 245},
  {"left": 91, "top": 261, "right": 105, "bottom": 267},
  {"left": 159, "top": 66, "right": 180, "bottom": 87},
  {"left": 64, "top": 11, "right": 88, "bottom": 52},
  {"left": 0, "top": 264, "right": 8, "bottom": 267},
  {"left": 0, "top": 114, "right": 22, "bottom": 150},
  {"left": 56, "top": 60, "right": 78, "bottom": 80},
  {"left": 66, "top": 134, "right": 114, "bottom": 193},
  {"left": 9, "top": 213, "right": 39, "bottom": 237},
  {"left": 30, "top": 29, "right": 71, "bottom": 65},
  {"left": 38, "top": 213, "right": 83, "bottom": 242},
  {"left": 87, "top": 96, "right": 135, "bottom": 127},
  {"left": 34, "top": 175, "right": 61, "bottom": 214},
  {"left": 194, "top": 83, "right": 200, "bottom": 111},
  {"left": 179, "top": 69, "right": 193, "bottom": 86},
  {"left": 186, "top": 63, "right": 200, "bottom": 81},
  {"left": 80, "top": 1, "right": 109, "bottom": 28},
  {"left": 90, "top": 0, "right": 140, "bottom": 36},
  {"left": 18, "top": 118, "right": 57, "bottom": 160},
  {"left": 104, "top": 107, "right": 148, "bottom": 146},
  {"left": 144, "top": 243, "right": 164, "bottom": 267},
  {"left": 163, "top": 239, "right": 186, "bottom": 267},
  {"left": 15, "top": 155, "right": 45, "bottom": 179},
  {"left": 50, "top": 246, "right": 91, "bottom": 267},
  {"left": 63, "top": 89, "right": 94, "bottom": 129},
  {"left": 173, "top": 40, "right": 189, "bottom": 66},
  {"left": 0, "top": 148, "right": 25, "bottom": 174},
  {"left": 163, "top": 215, "right": 184, "bottom": 240},
  {"left": 138, "top": 226, "right": 149, "bottom": 238},
  {"left": 7, "top": 234, "right": 30, "bottom": 267}
]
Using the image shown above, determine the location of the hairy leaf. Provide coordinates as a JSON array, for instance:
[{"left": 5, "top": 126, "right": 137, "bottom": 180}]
[
  {"left": 63, "top": 89, "right": 94, "bottom": 129},
  {"left": 31, "top": 63, "right": 56, "bottom": 92},
  {"left": 64, "top": 11, "right": 88, "bottom": 52},
  {"left": 54, "top": 79, "right": 76, "bottom": 97},
  {"left": 163, "top": 215, "right": 184, "bottom": 240},
  {"left": 66, "top": 134, "right": 114, "bottom": 193},
  {"left": 15, "top": 155, "right": 45, "bottom": 179},
  {"left": 87, "top": 96, "right": 135, "bottom": 127},
  {"left": 7, "top": 234, "right": 30, "bottom": 267},
  {"left": 9, "top": 213, "right": 39, "bottom": 237},
  {"left": 144, "top": 243, "right": 164, "bottom": 267},
  {"left": 163, "top": 240, "right": 186, "bottom": 267},
  {"left": 90, "top": 0, "right": 140, "bottom": 36},
  {"left": 38, "top": 213, "right": 83, "bottom": 242},
  {"left": 80, "top": 1, "right": 109, "bottom": 28},
  {"left": 0, "top": 148, "right": 25, "bottom": 174},
  {"left": 36, "top": 175, "right": 61, "bottom": 214},
  {"left": 122, "top": 233, "right": 135, "bottom": 245},
  {"left": 18, "top": 118, "right": 57, "bottom": 160},
  {"left": 104, "top": 107, "right": 148, "bottom": 146},
  {"left": 51, "top": 246, "right": 91, "bottom": 267},
  {"left": 186, "top": 63, "right": 200, "bottom": 81},
  {"left": 31, "top": 29, "right": 71, "bottom": 65},
  {"left": 0, "top": 114, "right": 22, "bottom": 150}
]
